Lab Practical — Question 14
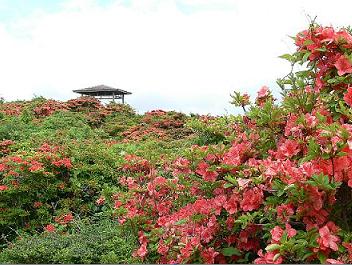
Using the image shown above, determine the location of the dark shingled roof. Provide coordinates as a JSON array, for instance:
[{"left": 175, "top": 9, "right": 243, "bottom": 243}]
[{"left": 73, "top": 85, "right": 132, "bottom": 95}]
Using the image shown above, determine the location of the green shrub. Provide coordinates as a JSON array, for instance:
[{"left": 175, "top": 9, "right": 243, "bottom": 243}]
[
  {"left": 186, "top": 115, "right": 238, "bottom": 145},
  {"left": 111, "top": 138, "right": 193, "bottom": 164},
  {"left": 27, "top": 111, "right": 109, "bottom": 146},
  {"left": 0, "top": 219, "right": 138, "bottom": 264},
  {"left": 0, "top": 116, "right": 36, "bottom": 141}
]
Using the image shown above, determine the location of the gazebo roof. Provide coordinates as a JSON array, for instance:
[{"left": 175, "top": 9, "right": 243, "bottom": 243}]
[{"left": 73, "top": 85, "right": 132, "bottom": 95}]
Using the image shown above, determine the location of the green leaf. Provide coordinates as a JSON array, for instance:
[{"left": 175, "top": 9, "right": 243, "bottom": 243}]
[
  {"left": 224, "top": 175, "right": 237, "bottom": 185},
  {"left": 265, "top": 244, "right": 281, "bottom": 252},
  {"left": 223, "top": 183, "right": 233, "bottom": 188},
  {"left": 327, "top": 78, "right": 337, "bottom": 84},
  {"left": 337, "top": 151, "right": 347, "bottom": 157},
  {"left": 279, "top": 53, "right": 294, "bottom": 62},
  {"left": 302, "top": 51, "right": 312, "bottom": 63},
  {"left": 174, "top": 218, "right": 187, "bottom": 225},
  {"left": 302, "top": 251, "right": 314, "bottom": 261},
  {"left": 221, "top": 247, "right": 241, "bottom": 256},
  {"left": 297, "top": 78, "right": 305, "bottom": 88},
  {"left": 303, "top": 39, "right": 314, "bottom": 45},
  {"left": 315, "top": 47, "right": 327, "bottom": 52},
  {"left": 306, "top": 174, "right": 336, "bottom": 191},
  {"left": 317, "top": 251, "right": 326, "bottom": 264}
]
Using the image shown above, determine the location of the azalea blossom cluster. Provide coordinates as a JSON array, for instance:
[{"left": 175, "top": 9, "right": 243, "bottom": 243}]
[
  {"left": 1, "top": 96, "right": 134, "bottom": 128},
  {"left": 0, "top": 140, "right": 15, "bottom": 156},
  {"left": 110, "top": 24, "right": 352, "bottom": 264},
  {"left": 0, "top": 142, "right": 73, "bottom": 234},
  {"left": 33, "top": 100, "right": 69, "bottom": 117},
  {"left": 121, "top": 110, "right": 191, "bottom": 142},
  {"left": 0, "top": 102, "right": 23, "bottom": 116},
  {"left": 294, "top": 25, "right": 352, "bottom": 104}
]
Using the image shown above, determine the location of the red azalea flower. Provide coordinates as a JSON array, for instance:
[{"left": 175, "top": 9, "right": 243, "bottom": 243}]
[
  {"left": 306, "top": 186, "right": 323, "bottom": 211},
  {"left": 223, "top": 140, "right": 250, "bottom": 167},
  {"left": 344, "top": 87, "right": 352, "bottom": 106},
  {"left": 318, "top": 225, "right": 340, "bottom": 251},
  {"left": 156, "top": 201, "right": 171, "bottom": 216},
  {"left": 224, "top": 193, "right": 239, "bottom": 214},
  {"left": 342, "top": 242, "right": 352, "bottom": 261},
  {"left": 11, "top": 156, "right": 22, "bottom": 163},
  {"left": 29, "top": 160, "right": 43, "bottom": 172},
  {"left": 63, "top": 213, "right": 74, "bottom": 223},
  {"left": 277, "top": 204, "right": 295, "bottom": 222},
  {"left": 196, "top": 161, "right": 218, "bottom": 182},
  {"left": 257, "top": 86, "right": 270, "bottom": 98},
  {"left": 319, "top": 26, "right": 335, "bottom": 43},
  {"left": 179, "top": 241, "right": 194, "bottom": 260},
  {"left": 304, "top": 113, "right": 318, "bottom": 128},
  {"left": 38, "top": 143, "right": 52, "bottom": 152},
  {"left": 96, "top": 196, "right": 106, "bottom": 206},
  {"left": 201, "top": 247, "right": 219, "bottom": 264},
  {"left": 55, "top": 212, "right": 74, "bottom": 225},
  {"left": 173, "top": 157, "right": 191, "bottom": 175},
  {"left": 133, "top": 231, "right": 149, "bottom": 260},
  {"left": 271, "top": 226, "right": 284, "bottom": 242},
  {"left": 254, "top": 249, "right": 283, "bottom": 264},
  {"left": 334, "top": 54, "right": 352, "bottom": 76},
  {"left": 44, "top": 224, "right": 56, "bottom": 232},
  {"left": 0, "top": 185, "right": 8, "bottom": 191},
  {"left": 157, "top": 240, "right": 169, "bottom": 255},
  {"left": 33, "top": 201, "right": 43, "bottom": 208},
  {"left": 285, "top": 223, "right": 297, "bottom": 238},
  {"left": 118, "top": 218, "right": 126, "bottom": 224},
  {"left": 201, "top": 226, "right": 216, "bottom": 243},
  {"left": 276, "top": 139, "right": 300, "bottom": 159},
  {"left": 52, "top": 158, "right": 72, "bottom": 169},
  {"left": 133, "top": 243, "right": 148, "bottom": 260},
  {"left": 114, "top": 200, "right": 122, "bottom": 209},
  {"left": 225, "top": 216, "right": 235, "bottom": 230},
  {"left": 240, "top": 187, "right": 264, "bottom": 211}
]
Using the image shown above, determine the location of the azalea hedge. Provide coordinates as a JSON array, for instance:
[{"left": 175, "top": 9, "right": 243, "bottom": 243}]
[{"left": 2, "top": 22, "right": 352, "bottom": 264}]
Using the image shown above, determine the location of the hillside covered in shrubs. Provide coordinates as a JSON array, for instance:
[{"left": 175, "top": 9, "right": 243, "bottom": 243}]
[{"left": 2, "top": 22, "right": 352, "bottom": 263}]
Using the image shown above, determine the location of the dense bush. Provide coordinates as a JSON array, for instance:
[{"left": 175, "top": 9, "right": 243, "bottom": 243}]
[
  {"left": 0, "top": 143, "right": 73, "bottom": 242},
  {"left": 0, "top": 219, "right": 137, "bottom": 264},
  {"left": 186, "top": 115, "right": 238, "bottom": 145}
]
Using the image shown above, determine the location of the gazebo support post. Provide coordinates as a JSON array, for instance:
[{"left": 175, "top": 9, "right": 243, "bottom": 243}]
[{"left": 122, "top": 94, "right": 124, "bottom": 104}]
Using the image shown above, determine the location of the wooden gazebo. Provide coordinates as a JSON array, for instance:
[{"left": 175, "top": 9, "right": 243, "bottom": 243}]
[{"left": 73, "top": 85, "right": 132, "bottom": 104}]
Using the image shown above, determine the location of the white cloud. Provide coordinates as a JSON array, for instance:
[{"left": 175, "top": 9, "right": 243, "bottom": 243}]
[{"left": 1, "top": 0, "right": 352, "bottom": 114}]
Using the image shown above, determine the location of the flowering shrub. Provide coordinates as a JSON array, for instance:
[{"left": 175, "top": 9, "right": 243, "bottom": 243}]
[
  {"left": 107, "top": 22, "right": 352, "bottom": 264},
  {"left": 121, "top": 110, "right": 193, "bottom": 142},
  {"left": 0, "top": 102, "right": 24, "bottom": 116},
  {"left": 0, "top": 143, "right": 74, "bottom": 239},
  {"left": 0, "top": 140, "right": 15, "bottom": 157},
  {"left": 186, "top": 115, "right": 239, "bottom": 145},
  {"left": 33, "top": 100, "right": 68, "bottom": 117}
]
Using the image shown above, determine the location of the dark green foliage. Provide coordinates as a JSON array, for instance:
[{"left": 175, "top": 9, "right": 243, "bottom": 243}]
[{"left": 0, "top": 219, "right": 138, "bottom": 264}]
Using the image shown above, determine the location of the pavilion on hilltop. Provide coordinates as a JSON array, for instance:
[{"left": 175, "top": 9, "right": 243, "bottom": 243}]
[{"left": 73, "top": 85, "right": 132, "bottom": 104}]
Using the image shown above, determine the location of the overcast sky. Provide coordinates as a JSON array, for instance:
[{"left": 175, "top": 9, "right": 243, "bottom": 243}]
[{"left": 1, "top": 0, "right": 352, "bottom": 114}]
